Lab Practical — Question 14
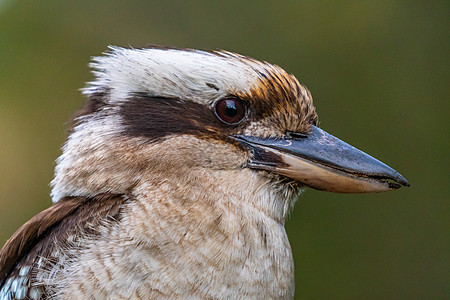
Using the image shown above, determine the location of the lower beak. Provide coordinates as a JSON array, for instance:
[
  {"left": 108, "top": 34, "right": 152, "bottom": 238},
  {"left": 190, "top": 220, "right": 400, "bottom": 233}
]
[{"left": 232, "top": 126, "right": 409, "bottom": 193}]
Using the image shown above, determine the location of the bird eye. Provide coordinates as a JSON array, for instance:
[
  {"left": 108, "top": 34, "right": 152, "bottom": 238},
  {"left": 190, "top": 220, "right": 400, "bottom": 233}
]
[{"left": 214, "top": 98, "right": 246, "bottom": 125}]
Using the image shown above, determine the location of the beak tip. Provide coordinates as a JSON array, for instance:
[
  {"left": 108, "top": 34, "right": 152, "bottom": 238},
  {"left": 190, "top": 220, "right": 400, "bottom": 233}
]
[
  {"left": 392, "top": 171, "right": 410, "bottom": 188},
  {"left": 398, "top": 176, "right": 410, "bottom": 188}
]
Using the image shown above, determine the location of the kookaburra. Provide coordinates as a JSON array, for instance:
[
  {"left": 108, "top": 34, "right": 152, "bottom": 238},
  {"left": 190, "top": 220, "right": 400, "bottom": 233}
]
[{"left": 0, "top": 46, "right": 409, "bottom": 299}]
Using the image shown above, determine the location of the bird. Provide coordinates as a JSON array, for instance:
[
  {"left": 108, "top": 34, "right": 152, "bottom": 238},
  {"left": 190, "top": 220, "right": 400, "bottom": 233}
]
[{"left": 0, "top": 46, "right": 409, "bottom": 299}]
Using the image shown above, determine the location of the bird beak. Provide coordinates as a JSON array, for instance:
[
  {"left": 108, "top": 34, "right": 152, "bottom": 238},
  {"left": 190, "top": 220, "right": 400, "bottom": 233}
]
[{"left": 232, "top": 126, "right": 410, "bottom": 193}]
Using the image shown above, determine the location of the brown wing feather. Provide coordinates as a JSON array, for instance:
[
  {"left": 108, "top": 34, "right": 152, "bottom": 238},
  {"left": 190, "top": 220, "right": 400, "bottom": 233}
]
[
  {"left": 0, "top": 193, "right": 127, "bottom": 298},
  {"left": 0, "top": 197, "right": 80, "bottom": 285}
]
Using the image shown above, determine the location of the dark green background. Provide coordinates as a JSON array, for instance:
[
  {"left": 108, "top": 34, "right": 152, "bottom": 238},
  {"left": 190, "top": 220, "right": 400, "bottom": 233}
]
[{"left": 0, "top": 1, "right": 448, "bottom": 298}]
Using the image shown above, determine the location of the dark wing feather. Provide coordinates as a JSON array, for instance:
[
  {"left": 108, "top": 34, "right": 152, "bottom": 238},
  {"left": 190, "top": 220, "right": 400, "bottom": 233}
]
[{"left": 0, "top": 193, "right": 127, "bottom": 299}]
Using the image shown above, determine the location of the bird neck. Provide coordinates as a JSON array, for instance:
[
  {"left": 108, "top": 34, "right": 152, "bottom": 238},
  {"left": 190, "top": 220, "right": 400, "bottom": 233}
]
[
  {"left": 132, "top": 166, "right": 298, "bottom": 225},
  {"left": 56, "top": 167, "right": 297, "bottom": 298},
  {"left": 109, "top": 167, "right": 297, "bottom": 298}
]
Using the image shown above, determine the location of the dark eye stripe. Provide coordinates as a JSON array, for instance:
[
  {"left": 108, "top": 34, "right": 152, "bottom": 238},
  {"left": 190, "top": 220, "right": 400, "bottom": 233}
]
[{"left": 117, "top": 94, "right": 248, "bottom": 142}]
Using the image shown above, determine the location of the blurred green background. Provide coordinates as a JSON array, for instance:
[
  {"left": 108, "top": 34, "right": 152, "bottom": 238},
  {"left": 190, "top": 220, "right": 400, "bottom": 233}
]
[{"left": 0, "top": 1, "right": 448, "bottom": 298}]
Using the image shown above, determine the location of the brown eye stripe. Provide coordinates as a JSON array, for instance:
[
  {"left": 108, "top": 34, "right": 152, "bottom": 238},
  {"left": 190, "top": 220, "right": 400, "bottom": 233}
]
[{"left": 118, "top": 94, "right": 249, "bottom": 142}]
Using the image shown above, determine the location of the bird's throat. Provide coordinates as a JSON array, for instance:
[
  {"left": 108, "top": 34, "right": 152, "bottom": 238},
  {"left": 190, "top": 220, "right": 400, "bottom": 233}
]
[{"left": 104, "top": 168, "right": 297, "bottom": 298}]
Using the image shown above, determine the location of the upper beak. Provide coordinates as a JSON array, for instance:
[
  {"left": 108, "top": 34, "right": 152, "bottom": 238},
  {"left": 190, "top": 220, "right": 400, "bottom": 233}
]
[{"left": 232, "top": 126, "right": 410, "bottom": 193}]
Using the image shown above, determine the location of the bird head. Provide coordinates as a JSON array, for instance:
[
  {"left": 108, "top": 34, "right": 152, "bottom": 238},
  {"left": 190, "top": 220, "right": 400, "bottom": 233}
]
[{"left": 50, "top": 46, "right": 409, "bottom": 210}]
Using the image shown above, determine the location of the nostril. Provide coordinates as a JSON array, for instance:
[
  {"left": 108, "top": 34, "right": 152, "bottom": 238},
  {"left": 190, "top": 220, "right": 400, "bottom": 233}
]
[{"left": 285, "top": 131, "right": 308, "bottom": 139}]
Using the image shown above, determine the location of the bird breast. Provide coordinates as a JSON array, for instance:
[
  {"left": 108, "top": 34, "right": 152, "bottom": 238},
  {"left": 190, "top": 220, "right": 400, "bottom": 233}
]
[{"left": 56, "top": 167, "right": 296, "bottom": 299}]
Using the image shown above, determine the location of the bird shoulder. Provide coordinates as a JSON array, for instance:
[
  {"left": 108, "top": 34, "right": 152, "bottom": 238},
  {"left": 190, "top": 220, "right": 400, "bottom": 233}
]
[{"left": 0, "top": 193, "right": 127, "bottom": 298}]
